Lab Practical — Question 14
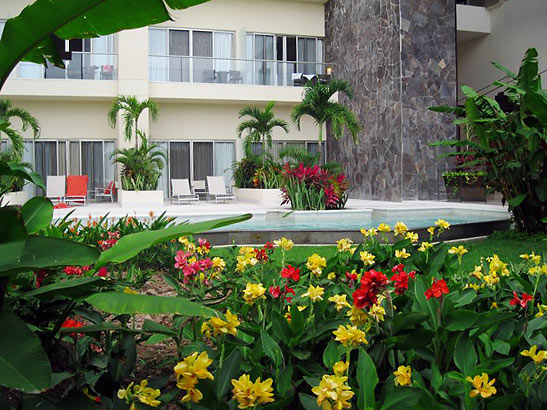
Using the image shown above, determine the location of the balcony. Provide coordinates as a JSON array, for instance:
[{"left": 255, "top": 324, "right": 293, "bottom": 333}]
[
  {"left": 9, "top": 52, "right": 117, "bottom": 81},
  {"left": 149, "top": 56, "right": 334, "bottom": 87}
]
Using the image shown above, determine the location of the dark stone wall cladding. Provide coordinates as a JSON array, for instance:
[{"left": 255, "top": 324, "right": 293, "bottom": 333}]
[{"left": 325, "top": 0, "right": 456, "bottom": 201}]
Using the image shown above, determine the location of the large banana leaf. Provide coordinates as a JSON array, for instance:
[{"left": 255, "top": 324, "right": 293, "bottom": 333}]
[
  {"left": 21, "top": 197, "right": 53, "bottom": 234},
  {"left": 0, "top": 311, "right": 52, "bottom": 393},
  {"left": 0, "top": 0, "right": 209, "bottom": 89},
  {"left": 0, "top": 161, "right": 45, "bottom": 191},
  {"left": 86, "top": 292, "right": 218, "bottom": 317},
  {"left": 95, "top": 214, "right": 252, "bottom": 267}
]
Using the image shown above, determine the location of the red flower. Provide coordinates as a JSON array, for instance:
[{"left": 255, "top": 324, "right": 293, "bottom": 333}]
[
  {"left": 392, "top": 264, "right": 405, "bottom": 274},
  {"left": 264, "top": 241, "right": 274, "bottom": 250},
  {"left": 352, "top": 286, "right": 378, "bottom": 309},
  {"left": 360, "top": 269, "right": 389, "bottom": 291},
  {"left": 285, "top": 285, "right": 295, "bottom": 303},
  {"left": 255, "top": 248, "right": 268, "bottom": 262},
  {"left": 424, "top": 279, "right": 449, "bottom": 300},
  {"left": 64, "top": 266, "right": 83, "bottom": 276},
  {"left": 346, "top": 271, "right": 358, "bottom": 281},
  {"left": 391, "top": 272, "right": 409, "bottom": 295},
  {"left": 281, "top": 265, "right": 300, "bottom": 282},
  {"left": 61, "top": 318, "right": 84, "bottom": 337},
  {"left": 510, "top": 291, "right": 533, "bottom": 309},
  {"left": 269, "top": 286, "right": 281, "bottom": 298},
  {"left": 97, "top": 267, "right": 108, "bottom": 277},
  {"left": 35, "top": 269, "right": 48, "bottom": 288},
  {"left": 408, "top": 270, "right": 417, "bottom": 279}
]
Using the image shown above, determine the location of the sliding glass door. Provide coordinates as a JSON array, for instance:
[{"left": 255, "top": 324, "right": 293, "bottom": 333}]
[
  {"left": 214, "top": 142, "right": 234, "bottom": 187},
  {"left": 193, "top": 142, "right": 213, "bottom": 181},
  {"left": 34, "top": 141, "right": 58, "bottom": 195}
]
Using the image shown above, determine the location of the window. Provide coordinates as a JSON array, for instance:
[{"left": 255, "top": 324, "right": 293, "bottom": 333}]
[{"left": 149, "top": 28, "right": 234, "bottom": 83}]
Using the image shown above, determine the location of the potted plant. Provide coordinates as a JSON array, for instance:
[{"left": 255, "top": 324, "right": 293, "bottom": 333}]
[{"left": 0, "top": 100, "right": 40, "bottom": 205}]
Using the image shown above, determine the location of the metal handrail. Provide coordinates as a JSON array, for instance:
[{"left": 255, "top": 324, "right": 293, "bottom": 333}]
[{"left": 148, "top": 55, "right": 334, "bottom": 67}]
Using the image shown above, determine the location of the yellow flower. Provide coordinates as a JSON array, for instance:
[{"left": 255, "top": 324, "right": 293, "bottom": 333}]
[
  {"left": 333, "top": 361, "right": 349, "bottom": 376},
  {"left": 328, "top": 294, "right": 351, "bottom": 311},
  {"left": 394, "top": 222, "right": 408, "bottom": 236},
  {"left": 393, "top": 366, "right": 412, "bottom": 386},
  {"left": 435, "top": 219, "right": 450, "bottom": 230},
  {"left": 369, "top": 303, "right": 386, "bottom": 322},
  {"left": 466, "top": 373, "right": 497, "bottom": 398},
  {"left": 117, "top": 382, "right": 134, "bottom": 400},
  {"left": 311, "top": 374, "right": 354, "bottom": 410},
  {"left": 242, "top": 283, "right": 266, "bottom": 305},
  {"left": 236, "top": 251, "right": 259, "bottom": 272},
  {"left": 333, "top": 324, "right": 368, "bottom": 348},
  {"left": 206, "top": 310, "right": 240, "bottom": 337},
  {"left": 482, "top": 274, "right": 499, "bottom": 287},
  {"left": 405, "top": 232, "right": 419, "bottom": 243},
  {"left": 468, "top": 283, "right": 481, "bottom": 291},
  {"left": 123, "top": 287, "right": 138, "bottom": 295},
  {"left": 274, "top": 237, "right": 294, "bottom": 251},
  {"left": 174, "top": 352, "right": 214, "bottom": 386},
  {"left": 378, "top": 223, "right": 391, "bottom": 233},
  {"left": 427, "top": 226, "right": 435, "bottom": 236},
  {"left": 448, "top": 246, "right": 468, "bottom": 257},
  {"left": 395, "top": 248, "right": 410, "bottom": 259},
  {"left": 520, "top": 252, "right": 541, "bottom": 265},
  {"left": 536, "top": 303, "right": 547, "bottom": 318},
  {"left": 521, "top": 345, "right": 547, "bottom": 365},
  {"left": 347, "top": 306, "right": 369, "bottom": 327},
  {"left": 337, "top": 238, "right": 354, "bottom": 253},
  {"left": 133, "top": 380, "right": 161, "bottom": 408},
  {"left": 231, "top": 374, "right": 275, "bottom": 409},
  {"left": 360, "top": 251, "right": 376, "bottom": 266},
  {"left": 303, "top": 285, "right": 325, "bottom": 302},
  {"left": 327, "top": 272, "right": 337, "bottom": 280},
  {"left": 361, "top": 227, "right": 378, "bottom": 238},
  {"left": 529, "top": 264, "right": 547, "bottom": 276},
  {"left": 201, "top": 321, "right": 212, "bottom": 338},
  {"left": 212, "top": 257, "right": 226, "bottom": 271},
  {"left": 418, "top": 241, "right": 433, "bottom": 252},
  {"left": 181, "top": 388, "right": 203, "bottom": 403},
  {"left": 470, "top": 265, "right": 483, "bottom": 279},
  {"left": 490, "top": 302, "right": 498, "bottom": 310},
  {"left": 307, "top": 254, "right": 327, "bottom": 276},
  {"left": 487, "top": 254, "right": 509, "bottom": 276}
]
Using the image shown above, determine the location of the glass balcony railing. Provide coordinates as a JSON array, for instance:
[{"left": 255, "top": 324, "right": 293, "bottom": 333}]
[
  {"left": 10, "top": 52, "right": 117, "bottom": 80},
  {"left": 149, "top": 56, "right": 334, "bottom": 87}
]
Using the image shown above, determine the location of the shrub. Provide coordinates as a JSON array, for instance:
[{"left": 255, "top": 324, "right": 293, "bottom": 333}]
[{"left": 281, "top": 163, "right": 348, "bottom": 210}]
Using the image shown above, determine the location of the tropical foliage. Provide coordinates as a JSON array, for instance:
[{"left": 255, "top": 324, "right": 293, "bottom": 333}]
[
  {"left": 0, "top": 99, "right": 40, "bottom": 159},
  {"left": 292, "top": 79, "right": 361, "bottom": 162},
  {"left": 430, "top": 48, "right": 547, "bottom": 233},
  {"left": 108, "top": 95, "right": 160, "bottom": 148},
  {"left": 237, "top": 101, "right": 289, "bottom": 161},
  {"left": 112, "top": 133, "right": 166, "bottom": 191}
]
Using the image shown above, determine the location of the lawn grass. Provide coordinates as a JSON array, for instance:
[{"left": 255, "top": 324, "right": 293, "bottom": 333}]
[{"left": 210, "top": 234, "right": 547, "bottom": 273}]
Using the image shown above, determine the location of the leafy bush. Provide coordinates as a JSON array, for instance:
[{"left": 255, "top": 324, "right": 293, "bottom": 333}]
[
  {"left": 233, "top": 158, "right": 283, "bottom": 189},
  {"left": 430, "top": 48, "right": 547, "bottom": 234},
  {"left": 281, "top": 163, "right": 349, "bottom": 210}
]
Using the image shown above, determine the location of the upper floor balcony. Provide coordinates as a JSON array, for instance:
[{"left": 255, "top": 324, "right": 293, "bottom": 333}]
[{"left": 149, "top": 55, "right": 334, "bottom": 87}]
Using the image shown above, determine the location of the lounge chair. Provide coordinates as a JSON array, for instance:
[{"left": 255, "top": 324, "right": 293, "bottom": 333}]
[
  {"left": 171, "top": 179, "right": 199, "bottom": 204},
  {"left": 192, "top": 180, "right": 207, "bottom": 199},
  {"left": 95, "top": 181, "right": 116, "bottom": 202},
  {"left": 206, "top": 176, "right": 236, "bottom": 203},
  {"left": 46, "top": 175, "right": 65, "bottom": 203},
  {"left": 64, "top": 175, "right": 88, "bottom": 206}
]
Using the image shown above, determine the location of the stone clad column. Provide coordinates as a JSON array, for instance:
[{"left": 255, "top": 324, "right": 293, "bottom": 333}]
[{"left": 325, "top": 0, "right": 456, "bottom": 201}]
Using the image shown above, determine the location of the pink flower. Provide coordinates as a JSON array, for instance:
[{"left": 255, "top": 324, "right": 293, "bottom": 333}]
[{"left": 97, "top": 267, "right": 108, "bottom": 277}]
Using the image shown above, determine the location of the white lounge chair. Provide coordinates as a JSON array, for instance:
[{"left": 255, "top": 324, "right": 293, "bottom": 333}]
[
  {"left": 192, "top": 180, "right": 207, "bottom": 199},
  {"left": 206, "top": 176, "right": 236, "bottom": 203},
  {"left": 46, "top": 175, "right": 65, "bottom": 203},
  {"left": 171, "top": 179, "right": 199, "bottom": 204}
]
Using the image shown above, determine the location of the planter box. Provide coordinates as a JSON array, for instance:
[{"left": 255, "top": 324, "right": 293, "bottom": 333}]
[
  {"left": 1, "top": 191, "right": 29, "bottom": 206},
  {"left": 233, "top": 188, "right": 283, "bottom": 205},
  {"left": 443, "top": 175, "right": 485, "bottom": 202},
  {"left": 118, "top": 189, "right": 164, "bottom": 207}
]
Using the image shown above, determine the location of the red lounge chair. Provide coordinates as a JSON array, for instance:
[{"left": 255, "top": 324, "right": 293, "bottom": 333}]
[{"left": 64, "top": 175, "right": 88, "bottom": 206}]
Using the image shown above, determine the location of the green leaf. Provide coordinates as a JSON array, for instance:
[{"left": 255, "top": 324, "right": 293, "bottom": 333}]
[
  {"left": 380, "top": 387, "right": 421, "bottom": 410},
  {"left": 0, "top": 311, "right": 51, "bottom": 393},
  {"left": 215, "top": 349, "right": 242, "bottom": 399},
  {"left": 142, "top": 320, "right": 177, "bottom": 336},
  {"left": 0, "top": 162, "right": 44, "bottom": 191},
  {"left": 392, "top": 312, "right": 429, "bottom": 335},
  {"left": 261, "top": 332, "right": 283, "bottom": 368},
  {"left": 357, "top": 349, "right": 378, "bottom": 410},
  {"left": 507, "top": 194, "right": 526, "bottom": 208},
  {"left": 322, "top": 341, "right": 342, "bottom": 368},
  {"left": 21, "top": 197, "right": 53, "bottom": 234},
  {"left": 299, "top": 393, "right": 321, "bottom": 410},
  {"left": 444, "top": 310, "right": 479, "bottom": 331},
  {"left": 85, "top": 292, "right": 217, "bottom": 317},
  {"left": 59, "top": 323, "right": 141, "bottom": 334},
  {"left": 454, "top": 332, "right": 476, "bottom": 376},
  {"left": 476, "top": 358, "right": 514, "bottom": 374},
  {"left": 0, "top": 0, "right": 210, "bottom": 89},
  {"left": 492, "top": 340, "right": 510, "bottom": 355},
  {"left": 22, "top": 277, "right": 109, "bottom": 300},
  {"left": 0, "top": 236, "right": 100, "bottom": 276},
  {"left": 0, "top": 206, "right": 27, "bottom": 243},
  {"left": 454, "top": 289, "right": 476, "bottom": 307},
  {"left": 277, "top": 363, "right": 293, "bottom": 398},
  {"left": 96, "top": 214, "right": 251, "bottom": 267}
]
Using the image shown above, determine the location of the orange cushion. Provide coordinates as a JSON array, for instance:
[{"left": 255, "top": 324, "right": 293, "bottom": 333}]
[{"left": 66, "top": 175, "right": 88, "bottom": 196}]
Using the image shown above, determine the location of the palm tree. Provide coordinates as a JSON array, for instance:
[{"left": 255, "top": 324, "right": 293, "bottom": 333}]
[
  {"left": 0, "top": 99, "right": 40, "bottom": 160},
  {"left": 236, "top": 101, "right": 289, "bottom": 161},
  {"left": 291, "top": 79, "right": 361, "bottom": 163},
  {"left": 108, "top": 96, "right": 159, "bottom": 148}
]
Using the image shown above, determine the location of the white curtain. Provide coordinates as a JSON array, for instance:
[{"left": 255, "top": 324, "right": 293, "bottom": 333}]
[
  {"left": 214, "top": 142, "right": 234, "bottom": 187},
  {"left": 69, "top": 141, "right": 80, "bottom": 175},
  {"left": 104, "top": 141, "right": 115, "bottom": 183},
  {"left": 153, "top": 142, "right": 169, "bottom": 197},
  {"left": 214, "top": 32, "right": 233, "bottom": 74},
  {"left": 91, "top": 35, "right": 116, "bottom": 78},
  {"left": 149, "top": 28, "right": 168, "bottom": 81},
  {"left": 245, "top": 34, "right": 254, "bottom": 84},
  {"left": 22, "top": 141, "right": 35, "bottom": 197}
]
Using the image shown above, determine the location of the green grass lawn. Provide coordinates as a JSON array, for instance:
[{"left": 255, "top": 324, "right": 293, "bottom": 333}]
[{"left": 210, "top": 234, "right": 547, "bottom": 273}]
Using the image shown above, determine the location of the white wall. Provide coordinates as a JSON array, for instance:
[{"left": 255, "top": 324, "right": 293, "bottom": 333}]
[{"left": 458, "top": 0, "right": 547, "bottom": 98}]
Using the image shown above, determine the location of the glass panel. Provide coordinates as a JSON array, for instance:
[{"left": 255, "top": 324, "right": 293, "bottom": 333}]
[
  {"left": 69, "top": 142, "right": 80, "bottom": 175},
  {"left": 44, "top": 61, "right": 66, "bottom": 79},
  {"left": 92, "top": 35, "right": 116, "bottom": 54},
  {"left": 271, "top": 142, "right": 284, "bottom": 161},
  {"left": 193, "top": 142, "right": 213, "bottom": 181},
  {"left": 0, "top": 20, "right": 5, "bottom": 36},
  {"left": 193, "top": 31, "right": 213, "bottom": 83},
  {"left": 153, "top": 142, "right": 169, "bottom": 197},
  {"left": 169, "top": 30, "right": 189, "bottom": 56},
  {"left": 58, "top": 141, "right": 67, "bottom": 176},
  {"left": 245, "top": 34, "right": 253, "bottom": 84},
  {"left": 169, "top": 142, "right": 190, "bottom": 180},
  {"left": 18, "top": 62, "right": 42, "bottom": 79},
  {"left": 149, "top": 28, "right": 168, "bottom": 81},
  {"left": 93, "top": 142, "right": 104, "bottom": 190},
  {"left": 251, "top": 142, "right": 262, "bottom": 156},
  {"left": 214, "top": 142, "right": 234, "bottom": 187},
  {"left": 22, "top": 141, "right": 34, "bottom": 197},
  {"left": 307, "top": 142, "right": 326, "bottom": 164},
  {"left": 104, "top": 141, "right": 115, "bottom": 184},
  {"left": 81, "top": 142, "right": 93, "bottom": 189},
  {"left": 35, "top": 142, "right": 58, "bottom": 195},
  {"left": 214, "top": 32, "right": 232, "bottom": 81}
]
